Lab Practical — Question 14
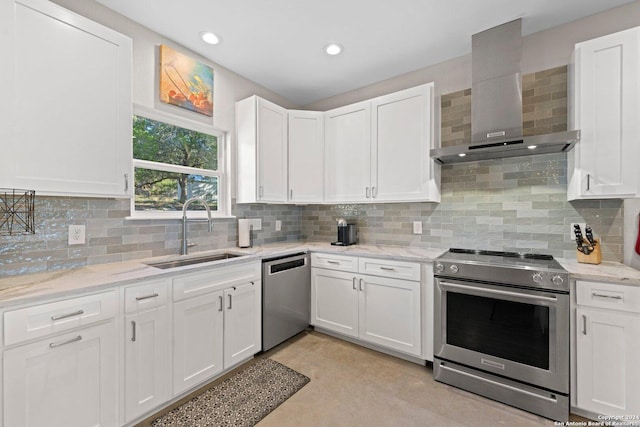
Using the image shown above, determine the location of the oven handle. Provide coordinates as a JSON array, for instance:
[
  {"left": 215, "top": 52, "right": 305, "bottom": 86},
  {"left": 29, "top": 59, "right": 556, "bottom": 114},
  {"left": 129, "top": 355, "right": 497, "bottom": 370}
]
[
  {"left": 438, "top": 281, "right": 558, "bottom": 303},
  {"left": 439, "top": 363, "right": 558, "bottom": 403}
]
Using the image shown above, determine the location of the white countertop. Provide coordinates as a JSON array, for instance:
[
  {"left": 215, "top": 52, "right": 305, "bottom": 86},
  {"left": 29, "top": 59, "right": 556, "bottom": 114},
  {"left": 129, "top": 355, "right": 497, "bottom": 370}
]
[{"left": 0, "top": 241, "right": 638, "bottom": 308}]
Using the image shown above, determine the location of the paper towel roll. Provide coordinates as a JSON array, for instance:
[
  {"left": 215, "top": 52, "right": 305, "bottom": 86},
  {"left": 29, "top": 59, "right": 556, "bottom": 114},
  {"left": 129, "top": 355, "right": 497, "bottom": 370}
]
[{"left": 238, "top": 219, "right": 252, "bottom": 248}]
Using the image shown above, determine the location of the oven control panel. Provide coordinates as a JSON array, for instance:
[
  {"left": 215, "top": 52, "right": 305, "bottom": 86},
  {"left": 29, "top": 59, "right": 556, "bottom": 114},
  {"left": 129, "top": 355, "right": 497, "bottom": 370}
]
[{"left": 434, "top": 261, "right": 569, "bottom": 292}]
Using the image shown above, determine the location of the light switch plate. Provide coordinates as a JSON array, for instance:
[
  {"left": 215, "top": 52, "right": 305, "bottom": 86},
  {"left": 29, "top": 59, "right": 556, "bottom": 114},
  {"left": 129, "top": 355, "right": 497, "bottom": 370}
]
[
  {"left": 275, "top": 220, "right": 282, "bottom": 231},
  {"left": 68, "top": 225, "right": 86, "bottom": 245},
  {"left": 413, "top": 221, "right": 423, "bottom": 235}
]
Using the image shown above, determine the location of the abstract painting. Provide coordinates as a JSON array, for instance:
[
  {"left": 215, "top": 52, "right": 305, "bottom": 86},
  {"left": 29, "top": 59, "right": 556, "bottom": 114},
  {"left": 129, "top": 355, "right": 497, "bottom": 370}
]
[{"left": 159, "top": 45, "right": 214, "bottom": 117}]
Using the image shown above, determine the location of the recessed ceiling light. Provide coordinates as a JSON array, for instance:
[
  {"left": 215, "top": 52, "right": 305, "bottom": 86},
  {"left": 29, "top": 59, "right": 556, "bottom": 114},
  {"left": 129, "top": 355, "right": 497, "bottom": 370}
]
[
  {"left": 527, "top": 145, "right": 537, "bottom": 150},
  {"left": 200, "top": 31, "right": 221, "bottom": 45},
  {"left": 324, "top": 43, "right": 343, "bottom": 56},
  {"left": 458, "top": 153, "right": 467, "bottom": 157}
]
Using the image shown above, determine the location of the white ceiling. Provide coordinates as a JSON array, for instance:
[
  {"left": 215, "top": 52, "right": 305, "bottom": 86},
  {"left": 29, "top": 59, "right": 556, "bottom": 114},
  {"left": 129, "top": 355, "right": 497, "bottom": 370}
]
[{"left": 96, "top": 0, "right": 634, "bottom": 106}]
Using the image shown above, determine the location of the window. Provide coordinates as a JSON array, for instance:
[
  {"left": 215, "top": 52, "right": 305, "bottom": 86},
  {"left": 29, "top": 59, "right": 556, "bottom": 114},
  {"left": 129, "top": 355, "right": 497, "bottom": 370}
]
[{"left": 131, "top": 106, "right": 229, "bottom": 218}]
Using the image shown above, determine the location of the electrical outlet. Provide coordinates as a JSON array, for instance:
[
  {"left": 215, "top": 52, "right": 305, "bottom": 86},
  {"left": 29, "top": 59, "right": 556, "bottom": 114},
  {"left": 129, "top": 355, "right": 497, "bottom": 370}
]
[
  {"left": 247, "top": 218, "right": 262, "bottom": 231},
  {"left": 68, "top": 225, "right": 86, "bottom": 245},
  {"left": 413, "top": 221, "right": 423, "bottom": 235},
  {"left": 570, "top": 223, "right": 586, "bottom": 240},
  {"left": 275, "top": 220, "right": 282, "bottom": 231}
]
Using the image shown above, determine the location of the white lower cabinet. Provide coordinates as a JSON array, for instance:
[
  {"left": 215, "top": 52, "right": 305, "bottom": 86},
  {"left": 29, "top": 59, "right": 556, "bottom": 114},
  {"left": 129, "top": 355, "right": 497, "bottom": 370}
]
[
  {"left": 172, "top": 263, "right": 261, "bottom": 396},
  {"left": 3, "top": 320, "right": 117, "bottom": 427},
  {"left": 123, "top": 279, "right": 170, "bottom": 423},
  {"left": 311, "top": 255, "right": 422, "bottom": 358},
  {"left": 223, "top": 282, "right": 262, "bottom": 370},
  {"left": 574, "top": 280, "right": 640, "bottom": 417},
  {"left": 173, "top": 291, "right": 224, "bottom": 395}
]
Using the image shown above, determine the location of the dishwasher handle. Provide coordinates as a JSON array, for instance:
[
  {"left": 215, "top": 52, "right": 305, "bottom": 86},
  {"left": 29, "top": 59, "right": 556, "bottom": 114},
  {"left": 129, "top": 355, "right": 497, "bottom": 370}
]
[{"left": 264, "top": 253, "right": 308, "bottom": 275}]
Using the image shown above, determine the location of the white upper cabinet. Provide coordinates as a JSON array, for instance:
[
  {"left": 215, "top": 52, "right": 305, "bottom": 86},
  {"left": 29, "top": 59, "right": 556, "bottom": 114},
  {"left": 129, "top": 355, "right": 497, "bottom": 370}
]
[
  {"left": 324, "top": 101, "right": 372, "bottom": 203},
  {"left": 288, "top": 110, "right": 325, "bottom": 203},
  {"left": 0, "top": 0, "right": 132, "bottom": 197},
  {"left": 236, "top": 96, "right": 288, "bottom": 203},
  {"left": 324, "top": 83, "right": 438, "bottom": 204},
  {"left": 568, "top": 27, "right": 640, "bottom": 200},
  {"left": 372, "top": 83, "right": 439, "bottom": 202}
]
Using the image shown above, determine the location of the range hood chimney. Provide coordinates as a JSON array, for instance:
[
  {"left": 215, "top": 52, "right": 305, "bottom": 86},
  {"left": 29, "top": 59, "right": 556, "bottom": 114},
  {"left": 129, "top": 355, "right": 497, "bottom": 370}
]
[{"left": 431, "top": 19, "right": 579, "bottom": 164}]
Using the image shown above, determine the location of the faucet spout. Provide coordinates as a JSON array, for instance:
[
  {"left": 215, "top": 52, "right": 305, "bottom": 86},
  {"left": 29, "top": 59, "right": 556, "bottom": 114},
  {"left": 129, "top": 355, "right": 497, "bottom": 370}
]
[{"left": 181, "top": 197, "right": 213, "bottom": 255}]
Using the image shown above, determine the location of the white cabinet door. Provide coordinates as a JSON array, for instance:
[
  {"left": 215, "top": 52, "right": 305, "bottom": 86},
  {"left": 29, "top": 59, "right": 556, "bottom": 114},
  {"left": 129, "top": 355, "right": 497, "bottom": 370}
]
[
  {"left": 324, "top": 101, "right": 372, "bottom": 203},
  {"left": 236, "top": 96, "right": 288, "bottom": 203},
  {"left": 311, "top": 268, "right": 359, "bottom": 338},
  {"left": 3, "top": 322, "right": 117, "bottom": 427},
  {"left": 223, "top": 281, "right": 261, "bottom": 369},
  {"left": 289, "top": 110, "right": 325, "bottom": 203},
  {"left": 569, "top": 27, "right": 640, "bottom": 199},
  {"left": 173, "top": 291, "right": 224, "bottom": 395},
  {"left": 124, "top": 306, "right": 170, "bottom": 422},
  {"left": 0, "top": 0, "right": 132, "bottom": 197},
  {"left": 371, "top": 83, "right": 438, "bottom": 202},
  {"left": 358, "top": 274, "right": 421, "bottom": 356},
  {"left": 257, "top": 98, "right": 288, "bottom": 202},
  {"left": 576, "top": 307, "right": 640, "bottom": 415}
]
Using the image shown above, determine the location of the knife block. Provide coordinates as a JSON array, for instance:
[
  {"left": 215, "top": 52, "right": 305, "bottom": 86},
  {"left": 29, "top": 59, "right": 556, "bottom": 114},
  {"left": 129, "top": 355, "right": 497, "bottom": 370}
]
[{"left": 576, "top": 238, "right": 602, "bottom": 265}]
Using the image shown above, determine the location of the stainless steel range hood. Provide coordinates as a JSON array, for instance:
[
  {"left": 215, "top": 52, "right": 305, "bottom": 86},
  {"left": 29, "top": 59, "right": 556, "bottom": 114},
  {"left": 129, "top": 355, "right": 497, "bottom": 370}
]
[{"left": 431, "top": 19, "right": 579, "bottom": 164}]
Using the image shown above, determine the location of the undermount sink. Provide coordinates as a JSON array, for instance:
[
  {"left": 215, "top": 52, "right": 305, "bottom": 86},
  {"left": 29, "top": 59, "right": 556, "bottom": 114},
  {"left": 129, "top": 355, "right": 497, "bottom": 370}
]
[{"left": 144, "top": 253, "right": 246, "bottom": 270}]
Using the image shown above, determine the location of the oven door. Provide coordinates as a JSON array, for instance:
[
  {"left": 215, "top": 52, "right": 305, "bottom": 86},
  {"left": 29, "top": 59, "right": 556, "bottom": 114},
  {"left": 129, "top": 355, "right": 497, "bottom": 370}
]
[{"left": 434, "top": 278, "right": 569, "bottom": 393}]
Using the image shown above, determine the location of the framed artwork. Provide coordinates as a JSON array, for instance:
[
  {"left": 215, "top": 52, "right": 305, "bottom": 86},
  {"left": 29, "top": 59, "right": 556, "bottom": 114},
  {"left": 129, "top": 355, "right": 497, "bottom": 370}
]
[{"left": 159, "top": 44, "right": 214, "bottom": 117}]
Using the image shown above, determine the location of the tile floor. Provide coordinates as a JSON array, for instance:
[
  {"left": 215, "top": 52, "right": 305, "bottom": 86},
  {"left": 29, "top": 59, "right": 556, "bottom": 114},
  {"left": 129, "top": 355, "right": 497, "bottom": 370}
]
[{"left": 140, "top": 330, "right": 586, "bottom": 426}]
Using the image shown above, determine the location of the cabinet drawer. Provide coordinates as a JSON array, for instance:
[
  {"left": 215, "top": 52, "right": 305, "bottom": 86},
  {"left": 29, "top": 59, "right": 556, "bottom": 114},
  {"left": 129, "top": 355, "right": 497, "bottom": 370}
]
[
  {"left": 358, "top": 257, "right": 420, "bottom": 281},
  {"left": 124, "top": 279, "right": 169, "bottom": 314},
  {"left": 173, "top": 262, "right": 261, "bottom": 301},
  {"left": 576, "top": 280, "right": 640, "bottom": 313},
  {"left": 4, "top": 290, "right": 118, "bottom": 346},
  {"left": 311, "top": 253, "right": 358, "bottom": 272}
]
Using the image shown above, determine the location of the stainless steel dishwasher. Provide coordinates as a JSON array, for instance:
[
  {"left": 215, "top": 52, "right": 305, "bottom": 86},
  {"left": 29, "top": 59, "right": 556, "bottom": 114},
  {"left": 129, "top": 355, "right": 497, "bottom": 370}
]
[{"left": 262, "top": 252, "right": 310, "bottom": 351}]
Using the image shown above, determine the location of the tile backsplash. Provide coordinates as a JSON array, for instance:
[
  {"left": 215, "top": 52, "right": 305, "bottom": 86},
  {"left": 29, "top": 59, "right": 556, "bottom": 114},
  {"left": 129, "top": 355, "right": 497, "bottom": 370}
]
[
  {"left": 0, "top": 199, "right": 302, "bottom": 277},
  {"left": 300, "top": 153, "right": 623, "bottom": 261},
  {"left": 0, "top": 65, "right": 625, "bottom": 277}
]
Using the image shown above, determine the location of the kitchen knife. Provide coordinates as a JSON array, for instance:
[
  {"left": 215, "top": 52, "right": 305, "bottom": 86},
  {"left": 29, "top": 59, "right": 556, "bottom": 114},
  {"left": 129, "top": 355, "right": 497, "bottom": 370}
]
[
  {"left": 585, "top": 225, "right": 596, "bottom": 246},
  {"left": 573, "top": 224, "right": 584, "bottom": 249}
]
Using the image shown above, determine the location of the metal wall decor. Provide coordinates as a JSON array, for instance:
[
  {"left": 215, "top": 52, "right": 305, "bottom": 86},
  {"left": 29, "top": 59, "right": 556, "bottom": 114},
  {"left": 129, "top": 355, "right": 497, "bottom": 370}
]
[{"left": 0, "top": 189, "right": 35, "bottom": 236}]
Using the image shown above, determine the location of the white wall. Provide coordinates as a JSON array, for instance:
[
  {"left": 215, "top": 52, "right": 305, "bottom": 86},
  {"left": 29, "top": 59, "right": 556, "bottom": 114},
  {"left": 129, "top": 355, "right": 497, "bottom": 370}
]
[{"left": 303, "top": 0, "right": 640, "bottom": 111}]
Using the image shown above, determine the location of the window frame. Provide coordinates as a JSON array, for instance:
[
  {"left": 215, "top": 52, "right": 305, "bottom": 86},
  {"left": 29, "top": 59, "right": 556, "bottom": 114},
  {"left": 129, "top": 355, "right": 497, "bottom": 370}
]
[{"left": 128, "top": 104, "right": 231, "bottom": 219}]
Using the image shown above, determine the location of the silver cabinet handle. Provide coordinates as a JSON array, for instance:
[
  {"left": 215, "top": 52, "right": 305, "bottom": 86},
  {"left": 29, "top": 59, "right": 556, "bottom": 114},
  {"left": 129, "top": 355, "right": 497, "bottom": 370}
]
[
  {"left": 359, "top": 279, "right": 364, "bottom": 291},
  {"left": 51, "top": 310, "right": 84, "bottom": 321},
  {"left": 131, "top": 321, "right": 137, "bottom": 342},
  {"left": 380, "top": 266, "right": 395, "bottom": 271},
  {"left": 49, "top": 335, "right": 82, "bottom": 349},
  {"left": 372, "top": 186, "right": 377, "bottom": 198},
  {"left": 327, "top": 260, "right": 340, "bottom": 265},
  {"left": 259, "top": 186, "right": 264, "bottom": 198},
  {"left": 290, "top": 189, "right": 293, "bottom": 199},
  {"left": 124, "top": 173, "right": 129, "bottom": 192},
  {"left": 135, "top": 293, "right": 159, "bottom": 301},
  {"left": 219, "top": 295, "right": 224, "bottom": 312},
  {"left": 352, "top": 277, "right": 357, "bottom": 290},
  {"left": 586, "top": 174, "right": 591, "bottom": 191},
  {"left": 228, "top": 294, "right": 233, "bottom": 310},
  {"left": 592, "top": 293, "right": 622, "bottom": 300},
  {"left": 582, "top": 314, "right": 587, "bottom": 335},
  {"left": 365, "top": 187, "right": 370, "bottom": 198}
]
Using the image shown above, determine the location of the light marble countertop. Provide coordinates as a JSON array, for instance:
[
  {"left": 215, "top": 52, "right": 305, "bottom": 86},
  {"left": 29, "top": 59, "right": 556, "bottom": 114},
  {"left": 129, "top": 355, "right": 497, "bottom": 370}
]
[
  {"left": 0, "top": 241, "right": 638, "bottom": 308},
  {"left": 0, "top": 242, "right": 443, "bottom": 308}
]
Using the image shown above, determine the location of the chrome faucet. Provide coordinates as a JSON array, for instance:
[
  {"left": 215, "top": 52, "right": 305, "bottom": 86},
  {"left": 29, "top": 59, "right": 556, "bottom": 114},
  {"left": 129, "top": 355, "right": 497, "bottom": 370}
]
[{"left": 181, "top": 197, "right": 213, "bottom": 255}]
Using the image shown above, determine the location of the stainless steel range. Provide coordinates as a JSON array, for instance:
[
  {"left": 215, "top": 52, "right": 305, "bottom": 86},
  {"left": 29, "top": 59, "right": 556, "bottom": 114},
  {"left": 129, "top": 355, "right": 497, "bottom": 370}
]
[{"left": 433, "top": 249, "right": 570, "bottom": 421}]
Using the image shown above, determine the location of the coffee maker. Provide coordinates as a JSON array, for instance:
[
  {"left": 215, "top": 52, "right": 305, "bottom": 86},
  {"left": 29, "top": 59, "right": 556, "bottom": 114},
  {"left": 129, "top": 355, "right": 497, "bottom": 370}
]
[{"left": 331, "top": 219, "right": 357, "bottom": 246}]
